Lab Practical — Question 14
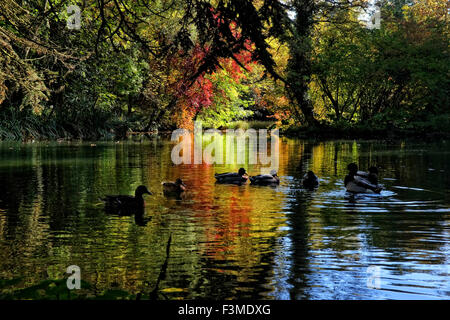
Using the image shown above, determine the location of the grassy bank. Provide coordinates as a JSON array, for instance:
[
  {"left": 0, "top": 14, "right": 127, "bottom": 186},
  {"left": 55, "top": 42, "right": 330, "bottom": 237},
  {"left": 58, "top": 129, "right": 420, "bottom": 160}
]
[
  {"left": 0, "top": 119, "right": 277, "bottom": 141},
  {"left": 0, "top": 110, "right": 144, "bottom": 141},
  {"left": 1, "top": 116, "right": 449, "bottom": 142}
]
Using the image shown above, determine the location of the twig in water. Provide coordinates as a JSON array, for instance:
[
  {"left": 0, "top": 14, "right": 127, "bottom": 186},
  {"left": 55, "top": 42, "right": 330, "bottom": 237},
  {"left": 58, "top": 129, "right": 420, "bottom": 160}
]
[{"left": 148, "top": 234, "right": 172, "bottom": 300}]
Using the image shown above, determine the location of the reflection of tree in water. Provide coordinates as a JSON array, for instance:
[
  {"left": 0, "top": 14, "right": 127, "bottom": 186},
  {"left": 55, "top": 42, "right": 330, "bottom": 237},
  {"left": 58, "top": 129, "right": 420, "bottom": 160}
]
[
  {"left": 351, "top": 143, "right": 447, "bottom": 266},
  {"left": 0, "top": 168, "right": 36, "bottom": 235},
  {"left": 156, "top": 135, "right": 289, "bottom": 299},
  {"left": 187, "top": 237, "right": 278, "bottom": 299},
  {"left": 1, "top": 140, "right": 449, "bottom": 298},
  {"left": 286, "top": 192, "right": 313, "bottom": 299},
  {"left": 310, "top": 141, "right": 449, "bottom": 289},
  {"left": 285, "top": 141, "right": 318, "bottom": 299},
  {"left": 184, "top": 177, "right": 280, "bottom": 299},
  {"left": 362, "top": 213, "right": 448, "bottom": 266},
  {"left": 0, "top": 143, "right": 161, "bottom": 291}
]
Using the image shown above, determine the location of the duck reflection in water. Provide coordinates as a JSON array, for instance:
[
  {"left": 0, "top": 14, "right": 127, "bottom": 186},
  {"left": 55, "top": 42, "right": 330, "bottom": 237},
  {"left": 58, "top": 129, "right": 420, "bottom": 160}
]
[
  {"left": 133, "top": 208, "right": 151, "bottom": 226},
  {"left": 103, "top": 204, "right": 152, "bottom": 226}
]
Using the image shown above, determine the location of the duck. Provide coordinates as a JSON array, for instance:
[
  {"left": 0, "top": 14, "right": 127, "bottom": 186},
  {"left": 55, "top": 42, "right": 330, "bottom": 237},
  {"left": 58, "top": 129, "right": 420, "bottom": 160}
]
[
  {"left": 346, "top": 178, "right": 381, "bottom": 194},
  {"left": 102, "top": 185, "right": 152, "bottom": 210},
  {"left": 249, "top": 170, "right": 280, "bottom": 185},
  {"left": 215, "top": 168, "right": 249, "bottom": 185},
  {"left": 162, "top": 178, "right": 186, "bottom": 194},
  {"left": 302, "top": 171, "right": 319, "bottom": 190},
  {"left": 345, "top": 163, "right": 382, "bottom": 194},
  {"left": 356, "top": 166, "right": 379, "bottom": 185}
]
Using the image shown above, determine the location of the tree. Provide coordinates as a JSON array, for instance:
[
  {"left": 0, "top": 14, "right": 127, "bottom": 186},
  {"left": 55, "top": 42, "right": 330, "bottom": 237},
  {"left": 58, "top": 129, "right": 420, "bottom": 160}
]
[{"left": 309, "top": 0, "right": 449, "bottom": 129}]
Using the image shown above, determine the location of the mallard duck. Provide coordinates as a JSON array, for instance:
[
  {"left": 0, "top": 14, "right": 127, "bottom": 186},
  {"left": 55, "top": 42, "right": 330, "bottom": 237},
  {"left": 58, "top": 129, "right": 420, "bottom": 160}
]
[
  {"left": 302, "top": 171, "right": 319, "bottom": 190},
  {"left": 102, "top": 185, "right": 152, "bottom": 210},
  {"left": 357, "top": 166, "right": 379, "bottom": 185},
  {"left": 162, "top": 178, "right": 186, "bottom": 194},
  {"left": 345, "top": 163, "right": 382, "bottom": 193},
  {"left": 250, "top": 170, "right": 280, "bottom": 185},
  {"left": 215, "top": 168, "right": 249, "bottom": 185}
]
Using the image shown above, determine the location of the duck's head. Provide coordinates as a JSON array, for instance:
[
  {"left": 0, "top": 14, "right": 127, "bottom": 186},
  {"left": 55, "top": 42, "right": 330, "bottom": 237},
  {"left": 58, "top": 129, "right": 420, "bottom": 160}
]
[
  {"left": 270, "top": 169, "right": 278, "bottom": 177},
  {"left": 368, "top": 166, "right": 378, "bottom": 174},
  {"left": 135, "top": 185, "right": 152, "bottom": 197},
  {"left": 347, "top": 163, "right": 358, "bottom": 174},
  {"left": 175, "top": 178, "right": 186, "bottom": 187},
  {"left": 238, "top": 168, "right": 247, "bottom": 176},
  {"left": 307, "top": 170, "right": 317, "bottom": 179}
]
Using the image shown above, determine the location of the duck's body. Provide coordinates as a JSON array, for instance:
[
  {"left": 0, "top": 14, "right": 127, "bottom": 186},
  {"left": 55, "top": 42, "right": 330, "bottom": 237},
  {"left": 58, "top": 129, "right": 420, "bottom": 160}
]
[
  {"left": 103, "top": 194, "right": 144, "bottom": 207},
  {"left": 345, "top": 177, "right": 379, "bottom": 194},
  {"left": 356, "top": 167, "right": 379, "bottom": 185},
  {"left": 250, "top": 170, "right": 280, "bottom": 185},
  {"left": 102, "top": 185, "right": 152, "bottom": 212},
  {"left": 162, "top": 178, "right": 186, "bottom": 194},
  {"left": 345, "top": 163, "right": 381, "bottom": 194},
  {"left": 302, "top": 171, "right": 319, "bottom": 190},
  {"left": 215, "top": 168, "right": 249, "bottom": 185}
]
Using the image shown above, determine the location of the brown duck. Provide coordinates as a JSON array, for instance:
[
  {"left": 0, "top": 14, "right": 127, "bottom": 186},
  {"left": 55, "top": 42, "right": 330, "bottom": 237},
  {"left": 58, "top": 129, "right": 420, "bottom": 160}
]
[{"left": 162, "top": 178, "right": 187, "bottom": 194}]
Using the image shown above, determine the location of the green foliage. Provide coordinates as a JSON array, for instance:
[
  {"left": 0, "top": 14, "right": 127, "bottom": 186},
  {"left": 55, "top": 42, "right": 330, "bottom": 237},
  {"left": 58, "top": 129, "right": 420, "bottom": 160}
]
[
  {"left": 221, "top": 121, "right": 276, "bottom": 130},
  {"left": 0, "top": 0, "right": 448, "bottom": 140},
  {"left": 196, "top": 70, "right": 254, "bottom": 128},
  {"left": 310, "top": 1, "right": 449, "bottom": 131}
]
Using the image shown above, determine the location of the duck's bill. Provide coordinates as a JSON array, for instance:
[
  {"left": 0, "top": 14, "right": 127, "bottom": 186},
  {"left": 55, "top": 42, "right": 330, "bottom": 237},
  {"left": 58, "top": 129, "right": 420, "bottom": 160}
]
[{"left": 146, "top": 191, "right": 153, "bottom": 195}]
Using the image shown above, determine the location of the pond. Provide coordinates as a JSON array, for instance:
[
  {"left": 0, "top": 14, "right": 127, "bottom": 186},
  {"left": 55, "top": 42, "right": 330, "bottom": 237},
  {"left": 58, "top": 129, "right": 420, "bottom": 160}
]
[{"left": 0, "top": 137, "right": 449, "bottom": 300}]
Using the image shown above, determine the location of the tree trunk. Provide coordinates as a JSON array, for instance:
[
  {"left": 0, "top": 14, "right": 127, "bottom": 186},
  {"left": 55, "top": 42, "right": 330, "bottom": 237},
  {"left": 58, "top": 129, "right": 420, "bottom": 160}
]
[{"left": 286, "top": 0, "right": 320, "bottom": 127}]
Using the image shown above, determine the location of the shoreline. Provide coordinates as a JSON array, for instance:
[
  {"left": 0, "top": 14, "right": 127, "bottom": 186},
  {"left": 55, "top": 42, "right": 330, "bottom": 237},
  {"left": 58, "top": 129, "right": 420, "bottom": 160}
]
[
  {"left": 0, "top": 126, "right": 448, "bottom": 143},
  {"left": 280, "top": 127, "right": 450, "bottom": 141}
]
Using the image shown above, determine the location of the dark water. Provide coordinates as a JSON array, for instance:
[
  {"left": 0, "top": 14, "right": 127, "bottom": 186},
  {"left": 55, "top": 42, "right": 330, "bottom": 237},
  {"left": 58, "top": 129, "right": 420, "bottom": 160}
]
[{"left": 0, "top": 138, "right": 449, "bottom": 300}]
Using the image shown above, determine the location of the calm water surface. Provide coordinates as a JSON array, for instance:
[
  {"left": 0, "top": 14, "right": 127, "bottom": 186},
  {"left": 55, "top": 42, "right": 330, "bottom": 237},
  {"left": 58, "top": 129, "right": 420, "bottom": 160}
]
[{"left": 0, "top": 138, "right": 449, "bottom": 299}]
